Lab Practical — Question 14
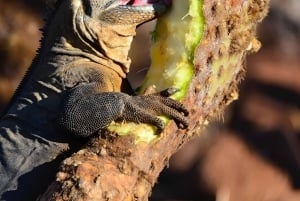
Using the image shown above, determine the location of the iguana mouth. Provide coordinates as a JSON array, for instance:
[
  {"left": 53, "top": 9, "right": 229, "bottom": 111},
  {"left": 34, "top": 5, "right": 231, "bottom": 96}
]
[{"left": 122, "top": 0, "right": 172, "bottom": 6}]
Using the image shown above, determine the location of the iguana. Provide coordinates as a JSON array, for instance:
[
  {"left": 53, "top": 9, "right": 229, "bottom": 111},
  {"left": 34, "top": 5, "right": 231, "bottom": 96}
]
[{"left": 0, "top": 0, "right": 188, "bottom": 200}]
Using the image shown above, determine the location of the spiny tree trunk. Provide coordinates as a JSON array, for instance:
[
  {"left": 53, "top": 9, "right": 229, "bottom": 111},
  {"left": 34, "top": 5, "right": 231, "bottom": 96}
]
[{"left": 38, "top": 0, "right": 270, "bottom": 200}]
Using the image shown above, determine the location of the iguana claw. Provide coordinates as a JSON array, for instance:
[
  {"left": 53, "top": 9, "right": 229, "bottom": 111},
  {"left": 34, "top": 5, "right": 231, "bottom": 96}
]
[{"left": 122, "top": 89, "right": 189, "bottom": 132}]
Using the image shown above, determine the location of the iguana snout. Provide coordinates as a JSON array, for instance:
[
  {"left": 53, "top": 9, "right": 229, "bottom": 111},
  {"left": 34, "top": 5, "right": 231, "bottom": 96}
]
[{"left": 98, "top": 0, "right": 171, "bottom": 25}]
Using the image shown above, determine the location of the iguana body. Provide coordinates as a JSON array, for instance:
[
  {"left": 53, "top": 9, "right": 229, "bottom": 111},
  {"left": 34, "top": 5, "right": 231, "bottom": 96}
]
[{"left": 0, "top": 0, "right": 188, "bottom": 200}]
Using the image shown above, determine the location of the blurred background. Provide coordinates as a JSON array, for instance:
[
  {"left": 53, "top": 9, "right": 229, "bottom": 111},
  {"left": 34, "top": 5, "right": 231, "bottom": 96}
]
[{"left": 0, "top": 0, "right": 300, "bottom": 200}]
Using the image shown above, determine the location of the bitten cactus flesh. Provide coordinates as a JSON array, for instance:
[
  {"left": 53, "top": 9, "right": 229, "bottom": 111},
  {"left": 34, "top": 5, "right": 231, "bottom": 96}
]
[{"left": 141, "top": 0, "right": 204, "bottom": 100}]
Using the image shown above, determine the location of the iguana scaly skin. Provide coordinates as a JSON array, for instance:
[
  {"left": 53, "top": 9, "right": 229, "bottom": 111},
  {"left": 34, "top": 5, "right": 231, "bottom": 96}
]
[{"left": 0, "top": 0, "right": 188, "bottom": 200}]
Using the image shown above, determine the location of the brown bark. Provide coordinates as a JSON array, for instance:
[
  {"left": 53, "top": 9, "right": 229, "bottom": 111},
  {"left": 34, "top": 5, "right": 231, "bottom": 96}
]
[{"left": 38, "top": 0, "right": 270, "bottom": 200}]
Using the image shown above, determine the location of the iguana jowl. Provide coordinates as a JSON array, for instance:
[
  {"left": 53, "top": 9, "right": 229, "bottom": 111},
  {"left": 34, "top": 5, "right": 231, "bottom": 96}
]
[{"left": 0, "top": 0, "right": 188, "bottom": 200}]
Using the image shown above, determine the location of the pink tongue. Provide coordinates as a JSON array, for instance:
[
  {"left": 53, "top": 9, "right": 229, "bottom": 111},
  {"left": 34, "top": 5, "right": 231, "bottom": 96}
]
[
  {"left": 131, "top": 0, "right": 151, "bottom": 6},
  {"left": 119, "top": 0, "right": 150, "bottom": 6},
  {"left": 121, "top": 0, "right": 172, "bottom": 6}
]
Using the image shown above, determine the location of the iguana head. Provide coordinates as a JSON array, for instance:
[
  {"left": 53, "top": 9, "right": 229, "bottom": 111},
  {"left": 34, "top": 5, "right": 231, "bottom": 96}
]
[{"left": 84, "top": 0, "right": 171, "bottom": 25}]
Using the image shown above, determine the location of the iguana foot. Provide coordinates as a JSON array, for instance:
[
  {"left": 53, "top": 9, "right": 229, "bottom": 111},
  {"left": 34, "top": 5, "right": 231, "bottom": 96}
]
[{"left": 61, "top": 85, "right": 188, "bottom": 137}]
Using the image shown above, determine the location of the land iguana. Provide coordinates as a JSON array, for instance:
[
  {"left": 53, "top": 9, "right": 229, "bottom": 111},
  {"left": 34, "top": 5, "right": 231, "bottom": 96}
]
[{"left": 0, "top": 0, "right": 188, "bottom": 200}]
